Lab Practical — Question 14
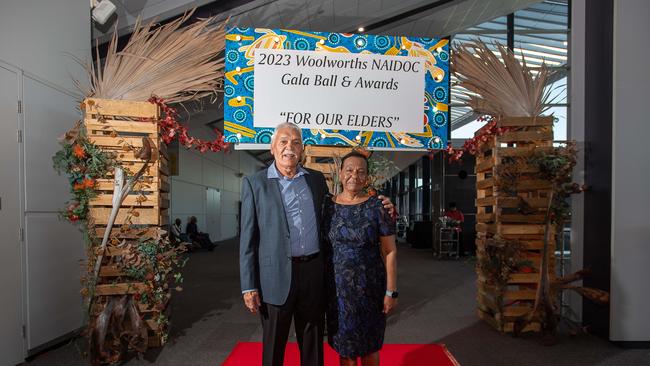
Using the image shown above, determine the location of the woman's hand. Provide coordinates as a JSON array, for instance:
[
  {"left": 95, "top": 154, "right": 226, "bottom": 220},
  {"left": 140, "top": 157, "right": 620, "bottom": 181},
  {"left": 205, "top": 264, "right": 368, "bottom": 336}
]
[{"left": 383, "top": 296, "right": 398, "bottom": 314}]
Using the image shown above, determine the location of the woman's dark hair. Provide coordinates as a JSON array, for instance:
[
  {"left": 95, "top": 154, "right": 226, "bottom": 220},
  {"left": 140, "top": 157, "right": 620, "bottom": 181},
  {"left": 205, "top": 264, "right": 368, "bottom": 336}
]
[{"left": 340, "top": 151, "right": 369, "bottom": 170}]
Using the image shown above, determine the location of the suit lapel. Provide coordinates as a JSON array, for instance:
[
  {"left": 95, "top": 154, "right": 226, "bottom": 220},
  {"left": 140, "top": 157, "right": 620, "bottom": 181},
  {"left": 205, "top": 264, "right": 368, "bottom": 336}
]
[{"left": 264, "top": 169, "right": 290, "bottom": 234}]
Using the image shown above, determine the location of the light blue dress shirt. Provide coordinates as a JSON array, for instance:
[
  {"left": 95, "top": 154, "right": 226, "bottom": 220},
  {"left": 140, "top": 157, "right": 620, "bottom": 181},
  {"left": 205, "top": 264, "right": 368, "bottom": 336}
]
[{"left": 268, "top": 162, "right": 319, "bottom": 257}]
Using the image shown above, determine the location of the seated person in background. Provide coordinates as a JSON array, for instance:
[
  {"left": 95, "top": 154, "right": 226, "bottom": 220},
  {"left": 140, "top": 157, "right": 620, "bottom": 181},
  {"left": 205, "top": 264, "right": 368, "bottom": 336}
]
[
  {"left": 186, "top": 216, "right": 216, "bottom": 251},
  {"left": 170, "top": 218, "right": 183, "bottom": 242},
  {"left": 170, "top": 218, "right": 192, "bottom": 246}
]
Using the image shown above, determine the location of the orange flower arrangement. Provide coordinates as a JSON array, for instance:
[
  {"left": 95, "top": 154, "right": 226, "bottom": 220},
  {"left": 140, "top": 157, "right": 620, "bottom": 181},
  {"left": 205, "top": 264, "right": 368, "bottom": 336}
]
[
  {"left": 73, "top": 144, "right": 86, "bottom": 159},
  {"left": 73, "top": 177, "right": 96, "bottom": 191}
]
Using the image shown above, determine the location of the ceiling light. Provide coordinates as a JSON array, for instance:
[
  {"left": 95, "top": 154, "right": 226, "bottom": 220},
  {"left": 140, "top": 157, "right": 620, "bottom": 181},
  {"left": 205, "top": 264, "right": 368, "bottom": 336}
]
[{"left": 357, "top": 27, "right": 365, "bottom": 32}]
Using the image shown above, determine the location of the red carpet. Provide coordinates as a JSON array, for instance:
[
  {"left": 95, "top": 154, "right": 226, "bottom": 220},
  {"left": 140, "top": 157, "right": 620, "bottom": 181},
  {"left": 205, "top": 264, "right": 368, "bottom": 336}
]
[{"left": 222, "top": 342, "right": 460, "bottom": 366}]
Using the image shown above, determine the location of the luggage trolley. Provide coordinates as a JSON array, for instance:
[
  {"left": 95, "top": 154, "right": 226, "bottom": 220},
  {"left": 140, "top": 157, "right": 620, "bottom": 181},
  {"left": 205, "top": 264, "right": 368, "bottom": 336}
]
[{"left": 435, "top": 219, "right": 460, "bottom": 259}]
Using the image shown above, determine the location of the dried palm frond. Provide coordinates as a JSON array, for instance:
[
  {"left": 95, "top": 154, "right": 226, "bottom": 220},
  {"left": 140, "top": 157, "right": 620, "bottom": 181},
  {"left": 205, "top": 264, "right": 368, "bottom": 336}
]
[
  {"left": 452, "top": 40, "right": 558, "bottom": 117},
  {"left": 79, "top": 9, "right": 225, "bottom": 104}
]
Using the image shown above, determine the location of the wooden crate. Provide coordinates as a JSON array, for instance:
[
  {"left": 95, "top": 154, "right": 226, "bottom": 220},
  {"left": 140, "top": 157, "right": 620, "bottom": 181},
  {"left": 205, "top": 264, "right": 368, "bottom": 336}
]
[
  {"left": 303, "top": 145, "right": 354, "bottom": 192},
  {"left": 83, "top": 98, "right": 170, "bottom": 349},
  {"left": 84, "top": 98, "right": 169, "bottom": 226},
  {"left": 474, "top": 116, "right": 556, "bottom": 333}
]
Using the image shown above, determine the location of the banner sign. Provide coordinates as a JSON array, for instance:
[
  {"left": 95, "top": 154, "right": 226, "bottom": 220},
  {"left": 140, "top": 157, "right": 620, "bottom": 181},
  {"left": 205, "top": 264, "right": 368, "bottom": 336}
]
[{"left": 224, "top": 28, "right": 450, "bottom": 150}]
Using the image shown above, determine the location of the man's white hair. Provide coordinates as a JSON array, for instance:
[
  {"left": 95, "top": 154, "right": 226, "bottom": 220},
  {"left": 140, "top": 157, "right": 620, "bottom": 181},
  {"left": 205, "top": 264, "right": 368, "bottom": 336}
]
[{"left": 271, "top": 122, "right": 303, "bottom": 143}]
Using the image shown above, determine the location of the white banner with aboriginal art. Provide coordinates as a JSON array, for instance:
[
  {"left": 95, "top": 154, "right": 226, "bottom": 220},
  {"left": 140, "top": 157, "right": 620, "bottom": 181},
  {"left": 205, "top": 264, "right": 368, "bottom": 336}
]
[{"left": 224, "top": 28, "right": 450, "bottom": 150}]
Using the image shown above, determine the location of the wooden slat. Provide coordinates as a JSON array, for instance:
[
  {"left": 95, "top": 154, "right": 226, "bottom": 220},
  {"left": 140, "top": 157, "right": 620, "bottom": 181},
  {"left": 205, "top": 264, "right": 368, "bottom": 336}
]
[
  {"left": 497, "top": 197, "right": 550, "bottom": 208},
  {"left": 93, "top": 226, "right": 160, "bottom": 240},
  {"left": 498, "top": 146, "right": 553, "bottom": 158},
  {"left": 104, "top": 162, "right": 162, "bottom": 176},
  {"left": 498, "top": 116, "right": 553, "bottom": 127},
  {"left": 96, "top": 179, "right": 158, "bottom": 192},
  {"left": 89, "top": 147, "right": 162, "bottom": 163},
  {"left": 476, "top": 159, "right": 494, "bottom": 173},
  {"left": 476, "top": 223, "right": 496, "bottom": 234},
  {"left": 95, "top": 247, "right": 130, "bottom": 256},
  {"left": 503, "top": 290, "right": 537, "bottom": 301},
  {"left": 509, "top": 273, "right": 539, "bottom": 283},
  {"left": 160, "top": 176, "right": 170, "bottom": 192},
  {"left": 95, "top": 282, "right": 147, "bottom": 296},
  {"left": 476, "top": 178, "right": 494, "bottom": 190},
  {"left": 90, "top": 207, "right": 160, "bottom": 225},
  {"left": 307, "top": 163, "right": 334, "bottom": 174},
  {"left": 88, "top": 136, "right": 158, "bottom": 149},
  {"left": 498, "top": 214, "right": 547, "bottom": 223},
  {"left": 476, "top": 213, "right": 495, "bottom": 223},
  {"left": 99, "top": 265, "right": 124, "bottom": 277},
  {"left": 500, "top": 224, "right": 546, "bottom": 235},
  {"left": 303, "top": 145, "right": 353, "bottom": 157},
  {"left": 515, "top": 180, "right": 553, "bottom": 191},
  {"left": 85, "top": 98, "right": 158, "bottom": 118},
  {"left": 476, "top": 196, "right": 495, "bottom": 207},
  {"left": 89, "top": 193, "right": 159, "bottom": 207},
  {"left": 498, "top": 131, "right": 553, "bottom": 143},
  {"left": 85, "top": 120, "right": 158, "bottom": 134}
]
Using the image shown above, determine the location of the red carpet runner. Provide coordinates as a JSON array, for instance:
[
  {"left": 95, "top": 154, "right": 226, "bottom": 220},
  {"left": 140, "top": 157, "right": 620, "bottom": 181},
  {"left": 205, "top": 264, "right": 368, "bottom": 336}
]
[{"left": 222, "top": 342, "right": 461, "bottom": 365}]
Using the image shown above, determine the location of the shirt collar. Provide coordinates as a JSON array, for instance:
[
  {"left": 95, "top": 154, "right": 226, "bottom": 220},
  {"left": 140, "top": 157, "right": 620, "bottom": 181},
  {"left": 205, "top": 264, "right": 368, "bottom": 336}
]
[{"left": 268, "top": 161, "right": 309, "bottom": 180}]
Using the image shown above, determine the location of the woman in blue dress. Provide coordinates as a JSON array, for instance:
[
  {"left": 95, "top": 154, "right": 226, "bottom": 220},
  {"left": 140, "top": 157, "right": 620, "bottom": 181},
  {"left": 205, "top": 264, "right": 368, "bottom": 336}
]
[{"left": 324, "top": 151, "right": 398, "bottom": 366}]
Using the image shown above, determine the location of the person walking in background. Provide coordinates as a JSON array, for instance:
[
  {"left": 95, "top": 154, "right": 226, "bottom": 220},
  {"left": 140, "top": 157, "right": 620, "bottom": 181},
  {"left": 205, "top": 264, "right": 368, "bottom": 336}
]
[{"left": 324, "top": 151, "right": 398, "bottom": 366}]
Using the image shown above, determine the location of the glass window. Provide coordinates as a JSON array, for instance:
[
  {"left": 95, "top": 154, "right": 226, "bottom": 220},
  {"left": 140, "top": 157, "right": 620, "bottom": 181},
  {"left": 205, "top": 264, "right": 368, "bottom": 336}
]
[
  {"left": 450, "top": 1, "right": 569, "bottom": 142},
  {"left": 415, "top": 160, "right": 423, "bottom": 188},
  {"left": 415, "top": 188, "right": 423, "bottom": 215},
  {"left": 402, "top": 170, "right": 410, "bottom": 192}
]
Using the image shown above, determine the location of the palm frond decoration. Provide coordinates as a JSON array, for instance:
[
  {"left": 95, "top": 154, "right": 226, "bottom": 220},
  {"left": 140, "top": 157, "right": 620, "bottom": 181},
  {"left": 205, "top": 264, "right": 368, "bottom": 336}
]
[
  {"left": 79, "top": 10, "right": 225, "bottom": 104},
  {"left": 452, "top": 40, "right": 558, "bottom": 117}
]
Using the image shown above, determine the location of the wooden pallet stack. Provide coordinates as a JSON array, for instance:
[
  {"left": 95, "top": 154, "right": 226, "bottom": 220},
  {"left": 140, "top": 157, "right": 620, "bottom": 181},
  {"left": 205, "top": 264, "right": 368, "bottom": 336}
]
[
  {"left": 303, "top": 145, "right": 353, "bottom": 192},
  {"left": 84, "top": 98, "right": 170, "bottom": 347},
  {"left": 474, "top": 116, "right": 555, "bottom": 333}
]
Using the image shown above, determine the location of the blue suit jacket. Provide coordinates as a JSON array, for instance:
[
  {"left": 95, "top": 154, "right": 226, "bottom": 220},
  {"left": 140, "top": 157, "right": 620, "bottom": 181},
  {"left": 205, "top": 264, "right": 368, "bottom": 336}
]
[{"left": 239, "top": 166, "right": 328, "bottom": 305}]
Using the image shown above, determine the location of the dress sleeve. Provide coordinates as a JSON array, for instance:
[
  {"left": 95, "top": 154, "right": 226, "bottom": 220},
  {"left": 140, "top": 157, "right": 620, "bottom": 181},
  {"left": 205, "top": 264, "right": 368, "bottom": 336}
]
[{"left": 376, "top": 198, "right": 396, "bottom": 237}]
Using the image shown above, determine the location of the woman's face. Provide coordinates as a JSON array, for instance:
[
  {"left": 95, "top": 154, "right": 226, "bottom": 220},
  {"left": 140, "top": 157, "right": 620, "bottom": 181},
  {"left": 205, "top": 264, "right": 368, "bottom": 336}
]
[{"left": 341, "top": 156, "right": 368, "bottom": 194}]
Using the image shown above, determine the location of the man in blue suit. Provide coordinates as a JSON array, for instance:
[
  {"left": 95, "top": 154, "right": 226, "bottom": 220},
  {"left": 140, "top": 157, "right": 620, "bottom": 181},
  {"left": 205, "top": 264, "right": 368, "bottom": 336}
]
[{"left": 239, "top": 122, "right": 392, "bottom": 366}]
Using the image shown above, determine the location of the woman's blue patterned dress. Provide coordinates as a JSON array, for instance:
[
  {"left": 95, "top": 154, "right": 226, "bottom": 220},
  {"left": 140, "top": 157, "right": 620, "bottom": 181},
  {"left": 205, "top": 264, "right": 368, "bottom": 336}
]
[{"left": 324, "top": 196, "right": 395, "bottom": 358}]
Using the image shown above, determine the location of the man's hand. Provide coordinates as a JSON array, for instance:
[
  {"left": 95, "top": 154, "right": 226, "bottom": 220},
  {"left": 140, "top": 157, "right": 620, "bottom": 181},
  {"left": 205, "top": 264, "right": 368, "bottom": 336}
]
[
  {"left": 243, "top": 291, "right": 261, "bottom": 313},
  {"left": 377, "top": 194, "right": 397, "bottom": 219}
]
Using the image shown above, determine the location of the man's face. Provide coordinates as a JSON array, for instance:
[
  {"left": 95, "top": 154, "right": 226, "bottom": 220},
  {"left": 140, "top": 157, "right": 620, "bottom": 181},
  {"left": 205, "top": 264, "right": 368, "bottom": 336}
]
[{"left": 271, "top": 127, "right": 303, "bottom": 171}]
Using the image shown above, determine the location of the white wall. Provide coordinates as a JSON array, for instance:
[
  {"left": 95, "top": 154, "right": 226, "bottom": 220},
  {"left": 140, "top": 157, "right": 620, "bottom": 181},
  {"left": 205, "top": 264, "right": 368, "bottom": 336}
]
[
  {"left": 610, "top": 0, "right": 650, "bottom": 342},
  {"left": 0, "top": 0, "right": 89, "bottom": 93},
  {"left": 170, "top": 127, "right": 265, "bottom": 242},
  {"left": 0, "top": 0, "right": 90, "bottom": 362}
]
